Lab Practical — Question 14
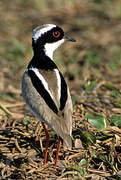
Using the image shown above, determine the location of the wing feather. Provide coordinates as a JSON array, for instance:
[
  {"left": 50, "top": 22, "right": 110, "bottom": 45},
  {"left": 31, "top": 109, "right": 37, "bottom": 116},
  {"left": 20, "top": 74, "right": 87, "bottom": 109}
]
[{"left": 22, "top": 68, "right": 72, "bottom": 149}]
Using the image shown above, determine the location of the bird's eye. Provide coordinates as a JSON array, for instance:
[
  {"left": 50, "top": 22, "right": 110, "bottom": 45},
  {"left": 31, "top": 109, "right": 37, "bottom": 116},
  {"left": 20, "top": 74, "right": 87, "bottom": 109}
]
[{"left": 52, "top": 31, "right": 60, "bottom": 38}]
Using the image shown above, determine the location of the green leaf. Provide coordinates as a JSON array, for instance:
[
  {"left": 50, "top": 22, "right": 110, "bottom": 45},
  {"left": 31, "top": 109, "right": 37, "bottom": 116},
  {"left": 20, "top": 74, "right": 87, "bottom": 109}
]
[
  {"left": 108, "top": 60, "right": 118, "bottom": 71},
  {"left": 104, "top": 84, "right": 114, "bottom": 90},
  {"left": 111, "top": 115, "right": 121, "bottom": 127},
  {"left": 86, "top": 80, "right": 97, "bottom": 93},
  {"left": 111, "top": 89, "right": 117, "bottom": 97},
  {"left": 71, "top": 94, "right": 79, "bottom": 105},
  {"left": 23, "top": 116, "right": 30, "bottom": 125},
  {"left": 86, "top": 113, "right": 108, "bottom": 130},
  {"left": 115, "top": 101, "right": 121, "bottom": 108},
  {"left": 91, "top": 149, "right": 96, "bottom": 157},
  {"left": 78, "top": 168, "right": 85, "bottom": 177},
  {"left": 99, "top": 155, "right": 108, "bottom": 163},
  {"left": 79, "top": 159, "right": 88, "bottom": 166},
  {"left": 85, "top": 50, "right": 100, "bottom": 65},
  {"left": 81, "top": 132, "right": 96, "bottom": 146},
  {"left": 68, "top": 56, "right": 75, "bottom": 64}
]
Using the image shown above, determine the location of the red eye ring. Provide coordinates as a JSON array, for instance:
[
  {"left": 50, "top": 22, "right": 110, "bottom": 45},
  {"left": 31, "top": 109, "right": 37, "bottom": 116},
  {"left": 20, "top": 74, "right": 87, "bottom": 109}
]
[{"left": 52, "top": 31, "right": 60, "bottom": 38}]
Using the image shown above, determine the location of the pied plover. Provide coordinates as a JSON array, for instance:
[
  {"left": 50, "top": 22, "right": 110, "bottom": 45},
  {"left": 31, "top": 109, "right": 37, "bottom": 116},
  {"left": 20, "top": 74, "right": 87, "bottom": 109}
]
[{"left": 22, "top": 24, "right": 76, "bottom": 169}]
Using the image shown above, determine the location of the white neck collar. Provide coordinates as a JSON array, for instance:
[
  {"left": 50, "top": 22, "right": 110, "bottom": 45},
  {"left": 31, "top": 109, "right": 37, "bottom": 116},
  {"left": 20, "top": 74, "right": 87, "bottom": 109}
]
[{"left": 44, "top": 39, "right": 65, "bottom": 60}]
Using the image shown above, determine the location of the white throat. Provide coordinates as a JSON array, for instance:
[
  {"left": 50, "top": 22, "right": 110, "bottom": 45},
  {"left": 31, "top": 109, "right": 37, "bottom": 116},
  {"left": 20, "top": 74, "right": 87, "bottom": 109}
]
[{"left": 44, "top": 39, "right": 65, "bottom": 60}]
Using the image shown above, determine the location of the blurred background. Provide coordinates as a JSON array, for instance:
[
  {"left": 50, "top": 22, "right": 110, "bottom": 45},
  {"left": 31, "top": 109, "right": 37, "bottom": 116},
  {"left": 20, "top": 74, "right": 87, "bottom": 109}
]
[
  {"left": 1, "top": 0, "right": 121, "bottom": 96},
  {"left": 0, "top": 0, "right": 121, "bottom": 179}
]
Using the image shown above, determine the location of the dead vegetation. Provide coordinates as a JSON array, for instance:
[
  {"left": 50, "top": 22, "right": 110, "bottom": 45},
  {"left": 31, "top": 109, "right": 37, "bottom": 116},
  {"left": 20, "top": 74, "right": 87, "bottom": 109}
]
[{"left": 0, "top": 0, "right": 121, "bottom": 179}]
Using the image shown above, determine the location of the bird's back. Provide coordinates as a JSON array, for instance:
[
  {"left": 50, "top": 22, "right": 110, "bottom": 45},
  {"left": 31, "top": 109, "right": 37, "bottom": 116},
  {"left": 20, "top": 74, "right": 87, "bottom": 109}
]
[{"left": 22, "top": 68, "right": 72, "bottom": 149}]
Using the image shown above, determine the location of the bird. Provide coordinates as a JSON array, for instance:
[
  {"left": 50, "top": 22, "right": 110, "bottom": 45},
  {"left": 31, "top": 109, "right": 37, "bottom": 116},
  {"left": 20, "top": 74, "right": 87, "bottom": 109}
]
[{"left": 22, "top": 24, "right": 76, "bottom": 170}]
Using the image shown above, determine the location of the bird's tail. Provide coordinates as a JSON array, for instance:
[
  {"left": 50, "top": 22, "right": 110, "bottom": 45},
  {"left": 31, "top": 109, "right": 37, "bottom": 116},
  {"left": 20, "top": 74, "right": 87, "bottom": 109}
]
[{"left": 63, "top": 134, "right": 72, "bottom": 150}]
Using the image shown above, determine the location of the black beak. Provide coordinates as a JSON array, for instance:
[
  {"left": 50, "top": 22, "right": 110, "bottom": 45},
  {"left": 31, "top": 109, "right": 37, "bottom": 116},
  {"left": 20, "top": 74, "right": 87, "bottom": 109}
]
[{"left": 64, "top": 35, "right": 76, "bottom": 42}]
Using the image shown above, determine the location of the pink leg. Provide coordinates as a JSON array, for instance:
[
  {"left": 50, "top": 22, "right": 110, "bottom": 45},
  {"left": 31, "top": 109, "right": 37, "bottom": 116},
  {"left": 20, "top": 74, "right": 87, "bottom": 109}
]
[
  {"left": 54, "top": 137, "right": 61, "bottom": 170},
  {"left": 41, "top": 122, "right": 50, "bottom": 165}
]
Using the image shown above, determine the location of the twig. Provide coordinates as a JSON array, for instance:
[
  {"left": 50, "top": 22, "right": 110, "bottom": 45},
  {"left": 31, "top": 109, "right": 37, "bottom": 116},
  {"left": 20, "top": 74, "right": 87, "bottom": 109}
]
[
  {"left": 0, "top": 102, "right": 12, "bottom": 116},
  {"left": 5, "top": 102, "right": 25, "bottom": 108},
  {"left": 14, "top": 139, "right": 23, "bottom": 153},
  {"left": 57, "top": 170, "right": 79, "bottom": 180}
]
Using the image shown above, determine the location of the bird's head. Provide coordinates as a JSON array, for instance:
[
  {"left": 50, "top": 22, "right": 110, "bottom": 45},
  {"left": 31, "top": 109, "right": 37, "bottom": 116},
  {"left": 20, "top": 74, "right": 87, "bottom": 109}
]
[{"left": 32, "top": 24, "right": 76, "bottom": 59}]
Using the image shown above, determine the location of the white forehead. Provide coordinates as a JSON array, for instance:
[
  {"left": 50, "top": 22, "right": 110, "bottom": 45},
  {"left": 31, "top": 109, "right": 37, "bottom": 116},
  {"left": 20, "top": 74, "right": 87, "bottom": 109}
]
[{"left": 32, "top": 24, "right": 56, "bottom": 42}]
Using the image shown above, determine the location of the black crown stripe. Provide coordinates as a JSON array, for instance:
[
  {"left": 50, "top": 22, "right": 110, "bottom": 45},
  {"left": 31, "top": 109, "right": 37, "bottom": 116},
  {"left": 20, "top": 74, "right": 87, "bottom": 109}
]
[
  {"left": 59, "top": 72, "right": 68, "bottom": 111},
  {"left": 28, "top": 69, "right": 58, "bottom": 114}
]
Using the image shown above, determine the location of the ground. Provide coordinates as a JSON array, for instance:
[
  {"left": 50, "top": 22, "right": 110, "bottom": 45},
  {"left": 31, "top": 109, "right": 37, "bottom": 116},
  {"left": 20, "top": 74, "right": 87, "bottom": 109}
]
[{"left": 0, "top": 0, "right": 121, "bottom": 179}]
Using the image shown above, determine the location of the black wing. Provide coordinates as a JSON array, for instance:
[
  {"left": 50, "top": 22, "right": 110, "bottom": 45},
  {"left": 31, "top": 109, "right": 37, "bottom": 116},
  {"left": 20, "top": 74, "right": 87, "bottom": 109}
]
[{"left": 28, "top": 69, "right": 58, "bottom": 114}]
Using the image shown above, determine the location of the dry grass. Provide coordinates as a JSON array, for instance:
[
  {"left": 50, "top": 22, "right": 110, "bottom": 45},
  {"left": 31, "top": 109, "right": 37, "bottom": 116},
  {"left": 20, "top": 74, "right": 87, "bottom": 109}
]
[{"left": 0, "top": 0, "right": 121, "bottom": 179}]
